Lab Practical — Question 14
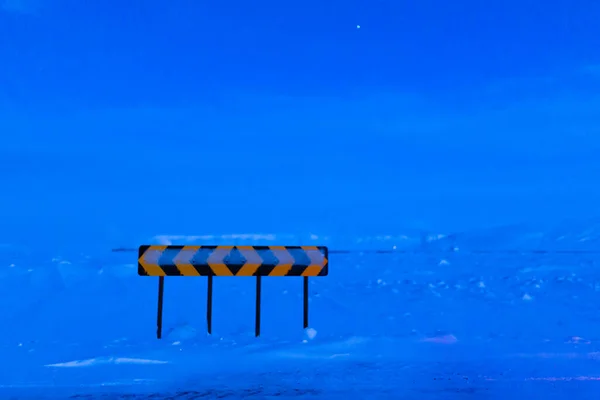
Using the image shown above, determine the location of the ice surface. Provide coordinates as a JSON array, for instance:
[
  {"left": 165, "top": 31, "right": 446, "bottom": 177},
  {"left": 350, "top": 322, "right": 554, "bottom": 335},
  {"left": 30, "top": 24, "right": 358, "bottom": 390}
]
[{"left": 1, "top": 222, "right": 600, "bottom": 398}]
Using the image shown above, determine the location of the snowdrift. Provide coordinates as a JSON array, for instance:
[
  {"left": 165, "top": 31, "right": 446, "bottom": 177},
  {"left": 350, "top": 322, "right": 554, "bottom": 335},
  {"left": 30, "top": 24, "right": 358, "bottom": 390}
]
[{"left": 1, "top": 222, "right": 600, "bottom": 396}]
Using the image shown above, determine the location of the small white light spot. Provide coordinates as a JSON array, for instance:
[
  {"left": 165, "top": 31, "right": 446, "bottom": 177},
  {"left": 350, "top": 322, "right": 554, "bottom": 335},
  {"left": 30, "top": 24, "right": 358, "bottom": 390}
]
[{"left": 356, "top": 25, "right": 361, "bottom": 29}]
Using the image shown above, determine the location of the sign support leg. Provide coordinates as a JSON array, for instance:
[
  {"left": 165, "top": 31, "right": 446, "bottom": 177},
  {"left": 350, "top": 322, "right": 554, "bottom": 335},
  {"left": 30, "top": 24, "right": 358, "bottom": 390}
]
[
  {"left": 157, "top": 276, "right": 165, "bottom": 339},
  {"left": 303, "top": 276, "right": 309, "bottom": 329},
  {"left": 255, "top": 276, "right": 261, "bottom": 337},
  {"left": 207, "top": 275, "right": 213, "bottom": 334}
]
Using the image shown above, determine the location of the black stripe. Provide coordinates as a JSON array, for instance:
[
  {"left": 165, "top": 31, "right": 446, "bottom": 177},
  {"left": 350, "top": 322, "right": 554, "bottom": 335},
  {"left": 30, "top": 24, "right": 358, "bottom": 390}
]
[
  {"left": 256, "top": 264, "right": 276, "bottom": 276},
  {"left": 227, "top": 264, "right": 243, "bottom": 275},
  {"left": 138, "top": 245, "right": 151, "bottom": 257},
  {"left": 320, "top": 248, "right": 329, "bottom": 276},
  {"left": 318, "top": 265, "right": 328, "bottom": 276},
  {"left": 138, "top": 263, "right": 149, "bottom": 276},
  {"left": 193, "top": 266, "right": 214, "bottom": 276},
  {"left": 160, "top": 265, "right": 181, "bottom": 275},
  {"left": 137, "top": 245, "right": 329, "bottom": 252},
  {"left": 157, "top": 250, "right": 181, "bottom": 275},
  {"left": 285, "top": 266, "right": 305, "bottom": 276},
  {"left": 138, "top": 245, "right": 151, "bottom": 276}
]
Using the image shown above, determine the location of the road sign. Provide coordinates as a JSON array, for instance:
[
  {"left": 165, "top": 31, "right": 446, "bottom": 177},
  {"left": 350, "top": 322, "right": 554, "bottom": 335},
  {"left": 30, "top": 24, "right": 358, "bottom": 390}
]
[{"left": 137, "top": 245, "right": 329, "bottom": 338}]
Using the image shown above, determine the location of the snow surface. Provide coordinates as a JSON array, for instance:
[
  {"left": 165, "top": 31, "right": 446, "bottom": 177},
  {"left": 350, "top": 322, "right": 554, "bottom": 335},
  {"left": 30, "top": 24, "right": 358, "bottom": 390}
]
[{"left": 1, "top": 222, "right": 600, "bottom": 398}]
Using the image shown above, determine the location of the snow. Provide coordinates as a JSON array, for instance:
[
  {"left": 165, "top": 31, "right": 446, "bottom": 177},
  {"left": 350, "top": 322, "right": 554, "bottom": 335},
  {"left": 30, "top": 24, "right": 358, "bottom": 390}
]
[
  {"left": 305, "top": 328, "right": 318, "bottom": 340},
  {"left": 45, "top": 358, "right": 169, "bottom": 368},
  {"left": 1, "top": 222, "right": 600, "bottom": 398}
]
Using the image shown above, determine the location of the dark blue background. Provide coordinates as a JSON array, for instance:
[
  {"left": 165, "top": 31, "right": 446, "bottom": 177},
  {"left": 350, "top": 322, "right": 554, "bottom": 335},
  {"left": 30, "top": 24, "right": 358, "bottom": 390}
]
[{"left": 1, "top": 0, "right": 599, "bottom": 244}]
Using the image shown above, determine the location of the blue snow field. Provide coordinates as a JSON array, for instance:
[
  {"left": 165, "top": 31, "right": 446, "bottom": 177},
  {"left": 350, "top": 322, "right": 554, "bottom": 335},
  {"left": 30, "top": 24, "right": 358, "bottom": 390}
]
[{"left": 2, "top": 0, "right": 600, "bottom": 398}]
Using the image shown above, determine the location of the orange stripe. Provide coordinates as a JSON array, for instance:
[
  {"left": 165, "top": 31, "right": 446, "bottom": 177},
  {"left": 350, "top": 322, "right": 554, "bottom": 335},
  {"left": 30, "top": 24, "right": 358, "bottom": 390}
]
[{"left": 301, "top": 266, "right": 322, "bottom": 276}]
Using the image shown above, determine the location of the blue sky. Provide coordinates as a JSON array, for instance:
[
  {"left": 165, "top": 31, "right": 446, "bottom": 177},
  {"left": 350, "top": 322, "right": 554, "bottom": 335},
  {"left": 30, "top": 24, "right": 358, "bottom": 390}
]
[{"left": 1, "top": 0, "right": 600, "bottom": 242}]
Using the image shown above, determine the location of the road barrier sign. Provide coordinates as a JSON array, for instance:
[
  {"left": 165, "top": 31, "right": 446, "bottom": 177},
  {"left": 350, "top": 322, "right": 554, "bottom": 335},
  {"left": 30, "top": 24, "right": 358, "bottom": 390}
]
[{"left": 137, "top": 245, "right": 329, "bottom": 338}]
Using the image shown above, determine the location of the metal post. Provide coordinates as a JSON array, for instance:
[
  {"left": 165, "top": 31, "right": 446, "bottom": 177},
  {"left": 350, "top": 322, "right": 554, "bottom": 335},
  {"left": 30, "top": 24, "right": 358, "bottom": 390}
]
[
  {"left": 303, "top": 276, "right": 309, "bottom": 329},
  {"left": 157, "top": 276, "right": 165, "bottom": 339},
  {"left": 207, "top": 275, "right": 213, "bottom": 334},
  {"left": 255, "top": 276, "right": 261, "bottom": 337}
]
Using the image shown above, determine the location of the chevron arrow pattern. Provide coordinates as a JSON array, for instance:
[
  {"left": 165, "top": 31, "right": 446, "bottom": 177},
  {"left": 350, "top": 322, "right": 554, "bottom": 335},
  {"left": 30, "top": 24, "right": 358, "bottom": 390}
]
[{"left": 138, "top": 245, "right": 328, "bottom": 276}]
